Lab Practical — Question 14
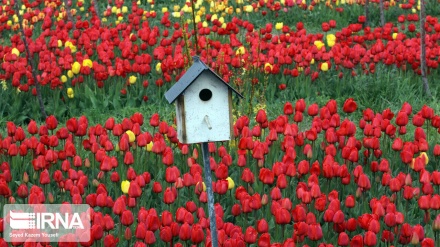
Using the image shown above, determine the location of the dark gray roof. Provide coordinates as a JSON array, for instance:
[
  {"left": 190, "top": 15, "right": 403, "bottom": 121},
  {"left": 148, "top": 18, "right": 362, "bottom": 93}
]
[{"left": 165, "top": 56, "right": 243, "bottom": 104}]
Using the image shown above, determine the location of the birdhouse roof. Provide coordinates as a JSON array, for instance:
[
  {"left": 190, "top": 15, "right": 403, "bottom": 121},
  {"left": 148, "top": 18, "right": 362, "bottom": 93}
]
[{"left": 165, "top": 56, "right": 243, "bottom": 104}]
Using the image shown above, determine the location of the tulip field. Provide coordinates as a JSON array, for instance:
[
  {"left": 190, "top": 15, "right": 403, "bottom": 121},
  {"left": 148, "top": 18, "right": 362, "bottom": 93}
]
[{"left": 2, "top": 0, "right": 440, "bottom": 246}]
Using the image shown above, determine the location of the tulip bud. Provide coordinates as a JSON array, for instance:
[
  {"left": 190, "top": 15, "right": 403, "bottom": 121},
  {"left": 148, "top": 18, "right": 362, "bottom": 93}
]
[
  {"left": 97, "top": 171, "right": 105, "bottom": 180},
  {"left": 175, "top": 177, "right": 184, "bottom": 189},
  {"left": 92, "top": 179, "right": 100, "bottom": 187},
  {"left": 9, "top": 197, "right": 16, "bottom": 204},
  {"left": 355, "top": 187, "right": 363, "bottom": 198},
  {"left": 410, "top": 232, "right": 419, "bottom": 245},
  {"left": 389, "top": 193, "right": 397, "bottom": 203},
  {"left": 124, "top": 227, "right": 132, "bottom": 240},
  {"left": 84, "top": 158, "right": 91, "bottom": 168},
  {"left": 23, "top": 172, "right": 29, "bottom": 183},
  {"left": 432, "top": 215, "right": 440, "bottom": 231},
  {"left": 261, "top": 194, "right": 268, "bottom": 205},
  {"left": 257, "top": 159, "right": 264, "bottom": 168},
  {"left": 48, "top": 192, "right": 54, "bottom": 203}
]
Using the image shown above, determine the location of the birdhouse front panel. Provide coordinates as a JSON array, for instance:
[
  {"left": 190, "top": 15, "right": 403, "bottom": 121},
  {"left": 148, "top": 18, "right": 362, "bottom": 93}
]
[{"left": 176, "top": 71, "right": 232, "bottom": 144}]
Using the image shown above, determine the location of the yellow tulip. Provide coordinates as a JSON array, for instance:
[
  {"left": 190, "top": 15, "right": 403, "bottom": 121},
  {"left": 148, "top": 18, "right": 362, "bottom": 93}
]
[
  {"left": 314, "top": 40, "right": 325, "bottom": 50},
  {"left": 155, "top": 63, "right": 162, "bottom": 73},
  {"left": 321, "top": 62, "right": 329, "bottom": 72},
  {"left": 125, "top": 130, "right": 136, "bottom": 143},
  {"left": 129, "top": 75, "right": 137, "bottom": 84},
  {"left": 235, "top": 46, "right": 246, "bottom": 55},
  {"left": 162, "top": 7, "right": 168, "bottom": 13},
  {"left": 226, "top": 177, "right": 235, "bottom": 190},
  {"left": 326, "top": 34, "right": 336, "bottom": 47},
  {"left": 122, "top": 6, "right": 128, "bottom": 13},
  {"left": 121, "top": 180, "right": 130, "bottom": 194},
  {"left": 420, "top": 152, "right": 429, "bottom": 165},
  {"left": 82, "top": 59, "right": 93, "bottom": 68},
  {"left": 195, "top": 15, "right": 201, "bottom": 23},
  {"left": 244, "top": 5, "right": 253, "bottom": 12},
  {"left": 146, "top": 141, "right": 153, "bottom": 152},
  {"left": 275, "top": 22, "right": 283, "bottom": 30},
  {"left": 392, "top": 33, "right": 398, "bottom": 40},
  {"left": 172, "top": 12, "right": 181, "bottom": 18},
  {"left": 11, "top": 48, "right": 19, "bottom": 56},
  {"left": 61, "top": 75, "right": 68, "bottom": 83},
  {"left": 71, "top": 61, "right": 81, "bottom": 74},
  {"left": 67, "top": 88, "right": 74, "bottom": 98},
  {"left": 264, "top": 63, "right": 273, "bottom": 73}
]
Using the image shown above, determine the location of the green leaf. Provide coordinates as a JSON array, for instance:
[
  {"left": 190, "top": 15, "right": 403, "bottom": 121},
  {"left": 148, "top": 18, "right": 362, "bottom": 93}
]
[{"left": 84, "top": 85, "right": 98, "bottom": 109}]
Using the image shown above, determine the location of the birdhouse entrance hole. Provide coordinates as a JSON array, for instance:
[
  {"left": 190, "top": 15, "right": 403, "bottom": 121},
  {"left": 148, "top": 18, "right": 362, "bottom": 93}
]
[{"left": 199, "top": 89, "right": 212, "bottom": 101}]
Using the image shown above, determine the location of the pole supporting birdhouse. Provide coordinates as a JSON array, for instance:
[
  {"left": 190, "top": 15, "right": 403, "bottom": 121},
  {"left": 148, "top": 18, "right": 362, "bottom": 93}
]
[
  {"left": 165, "top": 56, "right": 243, "bottom": 247},
  {"left": 201, "top": 142, "right": 218, "bottom": 246}
]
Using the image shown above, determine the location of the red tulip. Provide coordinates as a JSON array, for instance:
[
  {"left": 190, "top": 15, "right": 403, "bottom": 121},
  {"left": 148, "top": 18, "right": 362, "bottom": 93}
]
[
  {"left": 400, "top": 148, "right": 413, "bottom": 164},
  {"left": 308, "top": 223, "right": 323, "bottom": 241},
  {"left": 17, "top": 184, "right": 28, "bottom": 198},
  {"left": 257, "top": 233, "right": 270, "bottom": 247},
  {"left": 128, "top": 181, "right": 142, "bottom": 198},
  {"left": 163, "top": 187, "right": 176, "bottom": 204},
  {"left": 104, "top": 235, "right": 119, "bottom": 247},
  {"left": 389, "top": 178, "right": 402, "bottom": 193},
  {"left": 214, "top": 180, "right": 228, "bottom": 195},
  {"left": 364, "top": 230, "right": 377, "bottom": 246},
  {"left": 396, "top": 111, "right": 409, "bottom": 126},
  {"left": 256, "top": 109, "right": 268, "bottom": 127},
  {"left": 140, "top": 230, "right": 155, "bottom": 245},
  {"left": 256, "top": 219, "right": 269, "bottom": 233},
  {"left": 120, "top": 210, "right": 134, "bottom": 226},
  {"left": 160, "top": 226, "right": 172, "bottom": 243},
  {"left": 259, "top": 168, "right": 274, "bottom": 184},
  {"left": 328, "top": 232, "right": 343, "bottom": 246},
  {"left": 215, "top": 163, "right": 228, "bottom": 180},
  {"left": 45, "top": 115, "right": 58, "bottom": 130},
  {"left": 348, "top": 234, "right": 364, "bottom": 247},
  {"left": 343, "top": 98, "right": 357, "bottom": 113},
  {"left": 27, "top": 120, "right": 38, "bottom": 135},
  {"left": 162, "top": 147, "right": 174, "bottom": 166},
  {"left": 113, "top": 197, "right": 126, "bottom": 215},
  {"left": 179, "top": 222, "right": 191, "bottom": 241},
  {"left": 39, "top": 169, "right": 50, "bottom": 185},
  {"left": 244, "top": 226, "right": 258, "bottom": 243},
  {"left": 190, "top": 224, "right": 204, "bottom": 244},
  {"left": 421, "top": 238, "right": 435, "bottom": 247},
  {"left": 283, "top": 102, "right": 293, "bottom": 115},
  {"left": 321, "top": 22, "right": 330, "bottom": 32},
  {"left": 149, "top": 113, "right": 160, "bottom": 127},
  {"left": 152, "top": 182, "right": 162, "bottom": 193},
  {"left": 165, "top": 166, "right": 180, "bottom": 183},
  {"left": 274, "top": 207, "right": 291, "bottom": 225}
]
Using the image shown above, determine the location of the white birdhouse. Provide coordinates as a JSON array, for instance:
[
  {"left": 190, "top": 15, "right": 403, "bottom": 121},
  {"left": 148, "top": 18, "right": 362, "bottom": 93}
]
[{"left": 165, "top": 56, "right": 243, "bottom": 144}]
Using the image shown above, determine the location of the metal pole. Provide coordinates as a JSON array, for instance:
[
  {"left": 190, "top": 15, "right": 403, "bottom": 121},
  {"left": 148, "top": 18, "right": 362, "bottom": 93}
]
[{"left": 201, "top": 142, "right": 218, "bottom": 247}]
